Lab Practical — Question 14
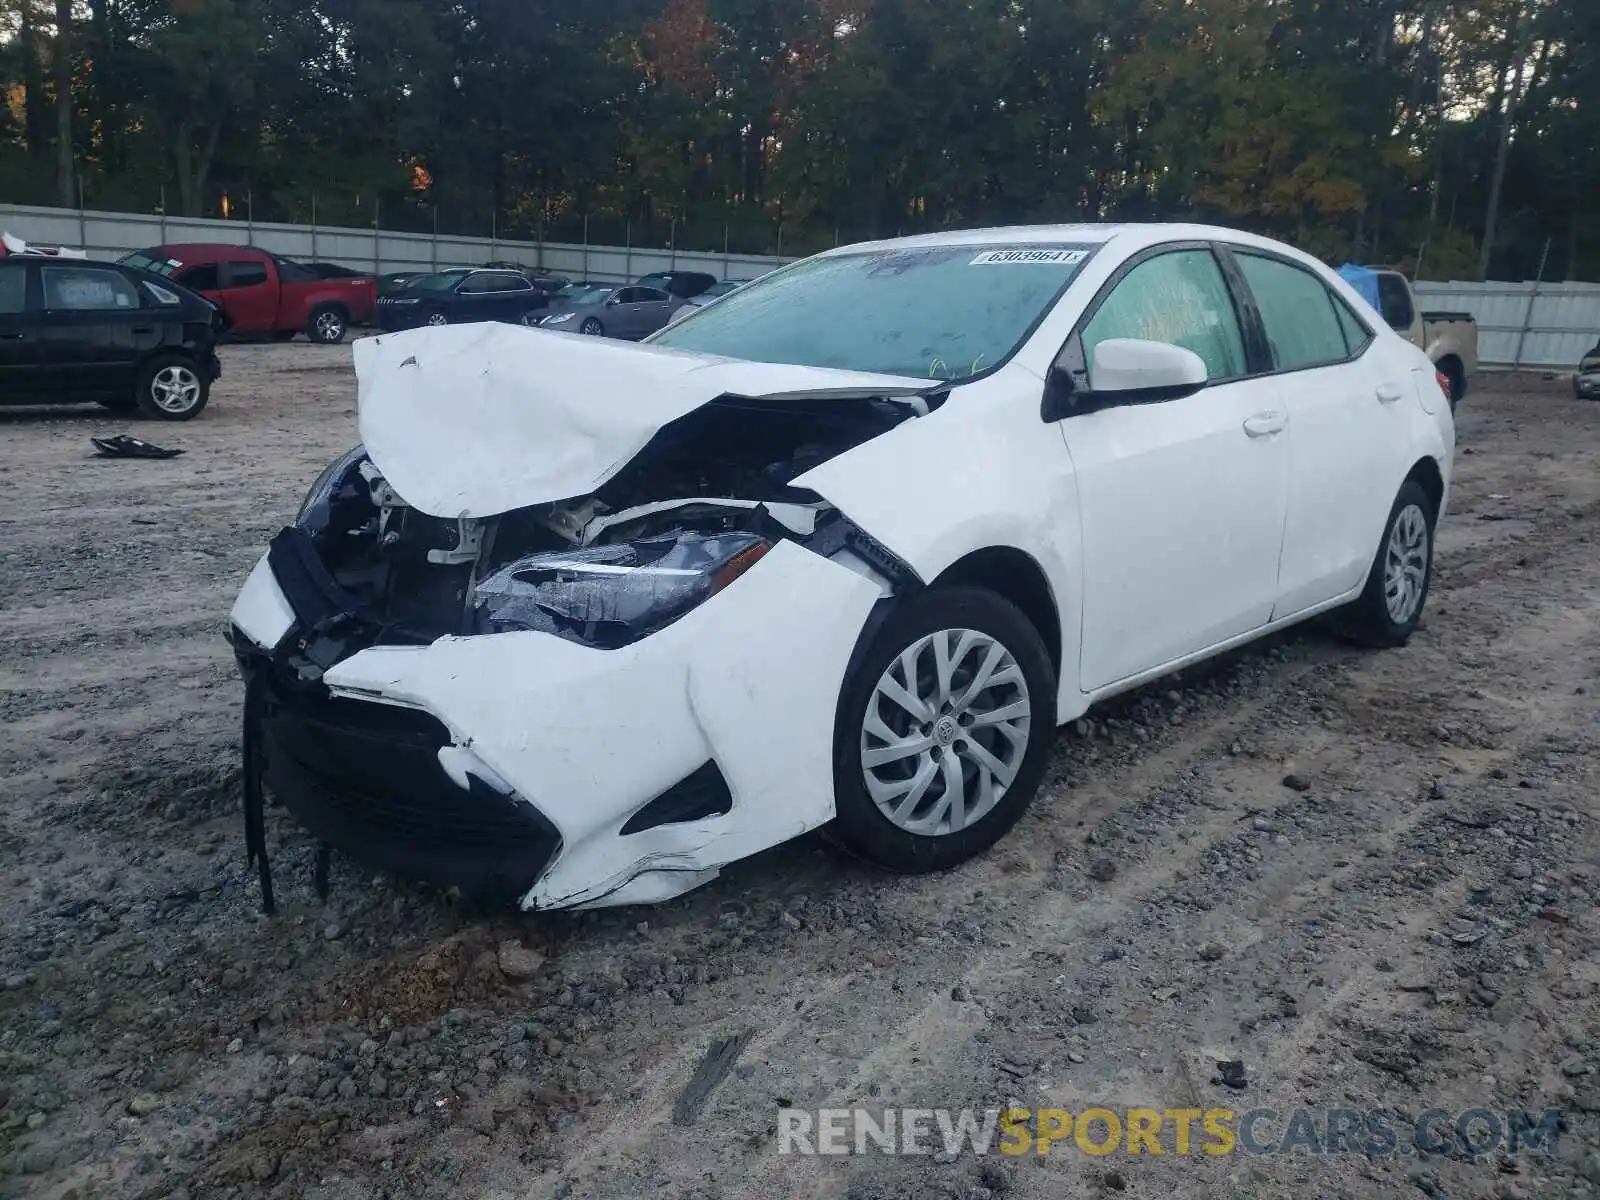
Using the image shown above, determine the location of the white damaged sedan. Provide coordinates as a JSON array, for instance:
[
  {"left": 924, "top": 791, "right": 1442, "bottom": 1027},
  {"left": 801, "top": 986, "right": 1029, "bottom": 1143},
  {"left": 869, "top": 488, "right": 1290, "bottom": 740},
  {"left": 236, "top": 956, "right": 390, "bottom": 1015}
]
[{"left": 229, "top": 224, "right": 1454, "bottom": 911}]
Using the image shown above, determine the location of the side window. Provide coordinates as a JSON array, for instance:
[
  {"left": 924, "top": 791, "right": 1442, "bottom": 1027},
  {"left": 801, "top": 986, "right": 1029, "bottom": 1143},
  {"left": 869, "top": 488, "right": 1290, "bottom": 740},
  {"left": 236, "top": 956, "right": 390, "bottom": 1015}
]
[
  {"left": 1081, "top": 249, "right": 1246, "bottom": 382},
  {"left": 489, "top": 274, "right": 532, "bottom": 293},
  {"left": 0, "top": 263, "right": 27, "bottom": 314},
  {"left": 1375, "top": 273, "right": 1415, "bottom": 330},
  {"left": 1235, "top": 254, "right": 1350, "bottom": 371},
  {"left": 41, "top": 267, "right": 141, "bottom": 311},
  {"left": 641, "top": 287, "right": 671, "bottom": 303},
  {"left": 614, "top": 288, "right": 640, "bottom": 304},
  {"left": 459, "top": 274, "right": 493, "bottom": 294},
  {"left": 176, "top": 263, "right": 220, "bottom": 291},
  {"left": 1332, "top": 293, "right": 1373, "bottom": 357},
  {"left": 226, "top": 261, "right": 269, "bottom": 288}
]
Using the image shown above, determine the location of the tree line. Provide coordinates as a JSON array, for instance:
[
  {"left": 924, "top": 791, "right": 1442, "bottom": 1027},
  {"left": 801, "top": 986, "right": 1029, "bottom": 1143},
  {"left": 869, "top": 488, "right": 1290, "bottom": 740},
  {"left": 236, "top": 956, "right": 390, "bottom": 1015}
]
[{"left": 0, "top": 0, "right": 1594, "bottom": 279}]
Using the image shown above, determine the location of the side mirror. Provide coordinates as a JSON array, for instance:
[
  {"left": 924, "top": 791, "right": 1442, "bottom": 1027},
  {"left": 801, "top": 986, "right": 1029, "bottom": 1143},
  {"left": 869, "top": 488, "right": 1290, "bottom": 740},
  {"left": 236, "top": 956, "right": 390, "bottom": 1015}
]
[
  {"left": 605, "top": 296, "right": 621, "bottom": 307},
  {"left": 1044, "top": 338, "right": 1208, "bottom": 420}
]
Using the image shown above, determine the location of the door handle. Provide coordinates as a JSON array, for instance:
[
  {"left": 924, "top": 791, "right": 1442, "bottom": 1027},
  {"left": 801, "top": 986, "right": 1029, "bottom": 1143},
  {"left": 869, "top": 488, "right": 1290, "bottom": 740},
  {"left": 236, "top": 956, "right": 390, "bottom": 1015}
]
[
  {"left": 1242, "top": 412, "right": 1288, "bottom": 438},
  {"left": 1376, "top": 382, "right": 1405, "bottom": 403}
]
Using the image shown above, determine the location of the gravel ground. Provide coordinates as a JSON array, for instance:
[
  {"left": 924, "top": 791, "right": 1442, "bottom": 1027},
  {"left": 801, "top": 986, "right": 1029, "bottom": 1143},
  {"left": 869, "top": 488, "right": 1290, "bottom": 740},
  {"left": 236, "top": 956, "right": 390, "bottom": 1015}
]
[{"left": 1, "top": 345, "right": 1598, "bottom": 1200}]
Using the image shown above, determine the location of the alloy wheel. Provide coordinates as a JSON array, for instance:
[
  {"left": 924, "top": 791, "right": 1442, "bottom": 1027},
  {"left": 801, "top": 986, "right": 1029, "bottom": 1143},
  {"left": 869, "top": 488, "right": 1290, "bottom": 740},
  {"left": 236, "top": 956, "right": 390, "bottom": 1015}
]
[
  {"left": 315, "top": 310, "right": 345, "bottom": 341},
  {"left": 1383, "top": 503, "right": 1429, "bottom": 623},
  {"left": 150, "top": 364, "right": 201, "bottom": 415},
  {"left": 859, "top": 628, "right": 1031, "bottom": 837}
]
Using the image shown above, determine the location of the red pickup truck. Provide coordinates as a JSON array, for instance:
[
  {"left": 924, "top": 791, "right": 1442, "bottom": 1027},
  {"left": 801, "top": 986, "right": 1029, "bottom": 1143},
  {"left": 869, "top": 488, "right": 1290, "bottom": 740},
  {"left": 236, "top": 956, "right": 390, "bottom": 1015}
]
[{"left": 119, "top": 244, "right": 376, "bottom": 343}]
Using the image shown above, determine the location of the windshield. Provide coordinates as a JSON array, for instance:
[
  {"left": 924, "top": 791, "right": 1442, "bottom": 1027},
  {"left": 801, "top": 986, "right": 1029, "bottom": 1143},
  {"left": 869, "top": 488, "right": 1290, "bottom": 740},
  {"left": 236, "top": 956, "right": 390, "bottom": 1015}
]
[
  {"left": 561, "top": 285, "right": 613, "bottom": 305},
  {"left": 649, "top": 244, "right": 1096, "bottom": 380},
  {"left": 120, "top": 251, "right": 179, "bottom": 278},
  {"left": 409, "top": 272, "right": 465, "bottom": 292}
]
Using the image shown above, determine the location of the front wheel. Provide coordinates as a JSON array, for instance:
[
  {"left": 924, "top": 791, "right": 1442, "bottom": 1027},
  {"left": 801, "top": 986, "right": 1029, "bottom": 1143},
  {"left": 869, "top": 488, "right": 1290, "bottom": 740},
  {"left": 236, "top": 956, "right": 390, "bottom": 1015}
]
[
  {"left": 424, "top": 310, "right": 448, "bottom": 328},
  {"left": 135, "top": 354, "right": 210, "bottom": 421},
  {"left": 579, "top": 317, "right": 604, "bottom": 336},
  {"left": 307, "top": 306, "right": 348, "bottom": 344},
  {"left": 1340, "top": 480, "right": 1436, "bottom": 647},
  {"left": 830, "top": 586, "right": 1056, "bottom": 873}
]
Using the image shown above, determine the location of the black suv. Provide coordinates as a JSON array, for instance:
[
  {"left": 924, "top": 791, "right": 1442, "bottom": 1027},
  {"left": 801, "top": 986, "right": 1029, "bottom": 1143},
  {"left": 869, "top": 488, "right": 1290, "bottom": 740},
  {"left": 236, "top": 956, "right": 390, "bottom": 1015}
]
[
  {"left": 0, "top": 256, "right": 224, "bottom": 420},
  {"left": 373, "top": 268, "right": 553, "bottom": 331}
]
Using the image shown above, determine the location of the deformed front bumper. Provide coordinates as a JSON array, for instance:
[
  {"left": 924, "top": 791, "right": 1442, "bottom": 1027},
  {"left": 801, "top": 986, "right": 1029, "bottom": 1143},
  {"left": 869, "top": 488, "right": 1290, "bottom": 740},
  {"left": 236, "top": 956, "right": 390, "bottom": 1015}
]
[{"left": 229, "top": 535, "right": 881, "bottom": 910}]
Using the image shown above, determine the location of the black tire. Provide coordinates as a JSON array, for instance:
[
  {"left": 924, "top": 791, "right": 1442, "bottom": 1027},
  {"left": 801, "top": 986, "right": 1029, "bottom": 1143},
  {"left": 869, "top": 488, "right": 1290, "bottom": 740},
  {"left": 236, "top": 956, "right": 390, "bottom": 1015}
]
[
  {"left": 580, "top": 317, "right": 604, "bottom": 336},
  {"left": 830, "top": 586, "right": 1056, "bottom": 873},
  {"left": 1340, "top": 480, "right": 1436, "bottom": 648},
  {"left": 134, "top": 354, "right": 210, "bottom": 421},
  {"left": 306, "top": 305, "right": 348, "bottom": 344},
  {"left": 1439, "top": 358, "right": 1466, "bottom": 410}
]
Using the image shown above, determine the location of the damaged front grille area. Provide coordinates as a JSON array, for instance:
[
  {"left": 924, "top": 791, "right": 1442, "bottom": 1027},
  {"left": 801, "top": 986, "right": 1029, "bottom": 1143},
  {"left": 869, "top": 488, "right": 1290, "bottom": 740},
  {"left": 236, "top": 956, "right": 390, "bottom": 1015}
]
[{"left": 236, "top": 641, "right": 561, "bottom": 908}]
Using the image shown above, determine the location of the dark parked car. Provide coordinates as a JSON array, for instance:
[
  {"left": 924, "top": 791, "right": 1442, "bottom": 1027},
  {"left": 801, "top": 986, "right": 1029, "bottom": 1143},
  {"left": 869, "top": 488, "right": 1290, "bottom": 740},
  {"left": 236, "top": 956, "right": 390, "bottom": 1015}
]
[
  {"left": 1577, "top": 338, "right": 1600, "bottom": 400},
  {"left": 537, "top": 283, "right": 684, "bottom": 339},
  {"left": 0, "top": 256, "right": 223, "bottom": 419},
  {"left": 373, "top": 268, "right": 553, "bottom": 331},
  {"left": 635, "top": 270, "right": 719, "bottom": 300}
]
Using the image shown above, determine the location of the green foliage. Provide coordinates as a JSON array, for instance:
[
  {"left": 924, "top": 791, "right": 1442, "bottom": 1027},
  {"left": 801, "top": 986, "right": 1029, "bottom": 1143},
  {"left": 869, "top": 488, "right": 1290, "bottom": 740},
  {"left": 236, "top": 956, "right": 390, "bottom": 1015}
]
[{"left": 0, "top": 0, "right": 1592, "bottom": 275}]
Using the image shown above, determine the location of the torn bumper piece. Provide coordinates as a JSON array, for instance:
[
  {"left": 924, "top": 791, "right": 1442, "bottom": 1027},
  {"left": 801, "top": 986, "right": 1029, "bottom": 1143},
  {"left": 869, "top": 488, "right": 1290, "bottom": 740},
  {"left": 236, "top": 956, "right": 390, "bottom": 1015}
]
[{"left": 229, "top": 535, "right": 880, "bottom": 910}]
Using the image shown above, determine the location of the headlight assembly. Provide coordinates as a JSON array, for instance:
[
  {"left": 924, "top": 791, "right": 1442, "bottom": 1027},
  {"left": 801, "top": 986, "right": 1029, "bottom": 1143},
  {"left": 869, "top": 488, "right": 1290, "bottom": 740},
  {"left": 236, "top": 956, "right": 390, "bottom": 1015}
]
[
  {"left": 472, "top": 532, "right": 770, "bottom": 647},
  {"left": 542, "top": 312, "right": 575, "bottom": 326},
  {"left": 296, "top": 445, "right": 369, "bottom": 531}
]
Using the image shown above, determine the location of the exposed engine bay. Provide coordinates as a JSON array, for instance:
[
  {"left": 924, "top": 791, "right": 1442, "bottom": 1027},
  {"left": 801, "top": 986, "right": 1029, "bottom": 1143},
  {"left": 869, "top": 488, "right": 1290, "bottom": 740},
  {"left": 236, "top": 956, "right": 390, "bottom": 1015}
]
[{"left": 290, "top": 391, "right": 929, "bottom": 668}]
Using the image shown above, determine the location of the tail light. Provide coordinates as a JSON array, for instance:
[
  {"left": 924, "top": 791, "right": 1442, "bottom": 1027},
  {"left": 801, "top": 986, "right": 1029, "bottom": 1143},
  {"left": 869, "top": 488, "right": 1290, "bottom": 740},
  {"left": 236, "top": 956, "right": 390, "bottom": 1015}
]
[{"left": 1434, "top": 369, "right": 1452, "bottom": 401}]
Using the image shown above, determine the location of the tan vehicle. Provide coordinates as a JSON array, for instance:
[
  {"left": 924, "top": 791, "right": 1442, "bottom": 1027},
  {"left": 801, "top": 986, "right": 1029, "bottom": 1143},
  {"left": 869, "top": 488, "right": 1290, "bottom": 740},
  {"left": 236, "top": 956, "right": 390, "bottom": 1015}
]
[{"left": 1367, "top": 268, "right": 1478, "bottom": 408}]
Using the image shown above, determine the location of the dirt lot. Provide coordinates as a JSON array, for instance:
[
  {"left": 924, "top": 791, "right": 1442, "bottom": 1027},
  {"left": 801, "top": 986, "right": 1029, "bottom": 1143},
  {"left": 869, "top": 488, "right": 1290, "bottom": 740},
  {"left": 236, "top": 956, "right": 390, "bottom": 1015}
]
[{"left": 1, "top": 343, "right": 1598, "bottom": 1200}]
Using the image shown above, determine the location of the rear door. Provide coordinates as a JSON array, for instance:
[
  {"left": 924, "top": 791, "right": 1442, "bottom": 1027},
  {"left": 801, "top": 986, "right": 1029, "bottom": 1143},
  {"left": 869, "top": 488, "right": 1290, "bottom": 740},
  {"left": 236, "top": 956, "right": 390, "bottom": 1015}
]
[
  {"left": 472, "top": 272, "right": 539, "bottom": 323},
  {"left": 0, "top": 260, "right": 41, "bottom": 398},
  {"left": 35, "top": 263, "right": 153, "bottom": 396},
  {"left": 1222, "top": 247, "right": 1416, "bottom": 616},
  {"left": 219, "top": 258, "right": 280, "bottom": 332}
]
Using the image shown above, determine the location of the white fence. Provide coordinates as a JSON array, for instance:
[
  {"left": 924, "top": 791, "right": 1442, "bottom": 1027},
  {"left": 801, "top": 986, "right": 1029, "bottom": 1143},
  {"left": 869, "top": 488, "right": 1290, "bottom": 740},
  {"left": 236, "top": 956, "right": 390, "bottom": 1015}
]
[
  {"left": 0, "top": 202, "right": 791, "bottom": 286},
  {"left": 1414, "top": 280, "right": 1599, "bottom": 370},
  {"left": 5, "top": 202, "right": 1595, "bottom": 368}
]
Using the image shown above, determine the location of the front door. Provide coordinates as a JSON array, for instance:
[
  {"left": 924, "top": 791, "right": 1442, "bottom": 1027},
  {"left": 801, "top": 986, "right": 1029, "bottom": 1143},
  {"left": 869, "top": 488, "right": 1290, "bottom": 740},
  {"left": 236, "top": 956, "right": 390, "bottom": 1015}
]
[
  {"left": 1060, "top": 246, "right": 1292, "bottom": 692},
  {"left": 219, "top": 259, "right": 280, "bottom": 333}
]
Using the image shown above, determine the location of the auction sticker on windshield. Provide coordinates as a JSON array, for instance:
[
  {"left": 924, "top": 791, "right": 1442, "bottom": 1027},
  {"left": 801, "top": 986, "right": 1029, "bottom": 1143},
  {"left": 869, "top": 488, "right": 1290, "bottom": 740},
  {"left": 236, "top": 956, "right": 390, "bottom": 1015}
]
[{"left": 970, "top": 248, "right": 1090, "bottom": 266}]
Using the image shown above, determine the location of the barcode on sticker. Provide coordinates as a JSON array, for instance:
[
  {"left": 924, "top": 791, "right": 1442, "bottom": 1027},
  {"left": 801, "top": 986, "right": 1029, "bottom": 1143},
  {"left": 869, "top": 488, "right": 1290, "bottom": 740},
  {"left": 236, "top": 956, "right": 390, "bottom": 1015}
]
[{"left": 970, "top": 248, "right": 1089, "bottom": 266}]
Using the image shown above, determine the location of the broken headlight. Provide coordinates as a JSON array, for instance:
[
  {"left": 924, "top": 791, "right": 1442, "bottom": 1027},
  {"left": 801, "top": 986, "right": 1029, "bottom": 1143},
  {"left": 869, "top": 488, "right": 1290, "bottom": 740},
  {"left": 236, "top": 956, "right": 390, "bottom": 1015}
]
[
  {"left": 471, "top": 532, "right": 770, "bottom": 648},
  {"left": 296, "top": 445, "right": 369, "bottom": 531}
]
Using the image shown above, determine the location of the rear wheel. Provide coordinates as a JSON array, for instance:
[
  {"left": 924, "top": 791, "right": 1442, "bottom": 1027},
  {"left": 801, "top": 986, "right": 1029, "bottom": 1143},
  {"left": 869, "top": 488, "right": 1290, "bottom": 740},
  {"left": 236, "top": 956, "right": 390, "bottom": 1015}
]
[
  {"left": 830, "top": 587, "right": 1055, "bottom": 873},
  {"left": 134, "top": 354, "right": 209, "bottom": 421},
  {"left": 1340, "top": 480, "right": 1436, "bottom": 647},
  {"left": 424, "top": 309, "right": 448, "bottom": 327},
  {"left": 307, "top": 306, "right": 348, "bottom": 344}
]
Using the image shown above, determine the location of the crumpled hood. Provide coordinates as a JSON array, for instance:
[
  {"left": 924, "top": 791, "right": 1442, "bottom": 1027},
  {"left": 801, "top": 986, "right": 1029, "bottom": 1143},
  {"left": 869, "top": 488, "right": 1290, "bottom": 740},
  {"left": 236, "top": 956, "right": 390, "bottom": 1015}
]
[{"left": 352, "top": 323, "right": 934, "bottom": 518}]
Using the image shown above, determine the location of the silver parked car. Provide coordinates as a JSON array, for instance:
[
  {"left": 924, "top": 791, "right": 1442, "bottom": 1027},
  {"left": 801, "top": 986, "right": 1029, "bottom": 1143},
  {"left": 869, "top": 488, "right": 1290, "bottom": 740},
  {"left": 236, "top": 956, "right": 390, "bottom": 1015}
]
[{"left": 539, "top": 284, "right": 684, "bottom": 340}]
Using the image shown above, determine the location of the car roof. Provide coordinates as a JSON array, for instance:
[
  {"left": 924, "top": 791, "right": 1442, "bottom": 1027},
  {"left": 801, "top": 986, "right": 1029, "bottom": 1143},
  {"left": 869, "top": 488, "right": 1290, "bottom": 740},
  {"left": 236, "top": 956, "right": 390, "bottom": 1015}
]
[{"left": 812, "top": 222, "right": 1341, "bottom": 275}]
